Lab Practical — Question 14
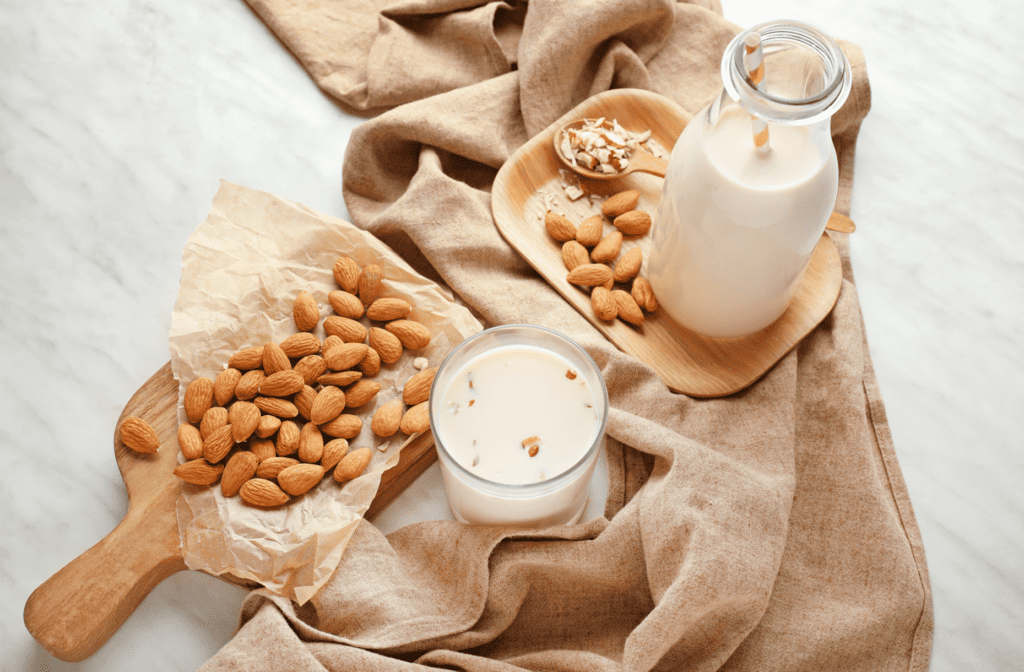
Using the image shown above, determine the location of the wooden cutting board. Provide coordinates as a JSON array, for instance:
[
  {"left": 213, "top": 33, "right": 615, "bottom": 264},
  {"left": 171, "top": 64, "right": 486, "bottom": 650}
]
[{"left": 23, "top": 361, "right": 437, "bottom": 663}]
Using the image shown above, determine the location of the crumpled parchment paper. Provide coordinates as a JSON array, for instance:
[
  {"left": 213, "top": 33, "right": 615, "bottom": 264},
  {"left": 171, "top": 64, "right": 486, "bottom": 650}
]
[{"left": 169, "top": 181, "right": 482, "bottom": 604}]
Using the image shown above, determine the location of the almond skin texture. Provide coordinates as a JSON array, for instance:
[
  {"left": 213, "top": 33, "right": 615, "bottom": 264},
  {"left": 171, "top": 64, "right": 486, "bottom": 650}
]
[
  {"left": 234, "top": 369, "right": 266, "bottom": 401},
  {"left": 590, "top": 231, "right": 623, "bottom": 263},
  {"left": 228, "top": 401, "right": 261, "bottom": 442},
  {"left": 366, "top": 297, "right": 412, "bottom": 322},
  {"left": 178, "top": 423, "right": 204, "bottom": 460},
  {"left": 254, "top": 396, "right": 299, "bottom": 419},
  {"left": 293, "top": 291, "right": 320, "bottom": 332},
  {"left": 321, "top": 439, "right": 349, "bottom": 472},
  {"left": 320, "top": 414, "right": 362, "bottom": 439},
  {"left": 322, "top": 334, "right": 344, "bottom": 356},
  {"left": 200, "top": 406, "right": 228, "bottom": 440},
  {"left": 298, "top": 422, "right": 325, "bottom": 463},
  {"left": 119, "top": 417, "right": 160, "bottom": 454},
  {"left": 276, "top": 420, "right": 300, "bottom": 456},
  {"left": 228, "top": 346, "right": 264, "bottom": 371},
  {"left": 544, "top": 211, "right": 577, "bottom": 241},
  {"left": 183, "top": 377, "right": 215, "bottom": 424},
  {"left": 293, "top": 355, "right": 327, "bottom": 385},
  {"left": 262, "top": 341, "right": 292, "bottom": 375},
  {"left": 324, "top": 342, "right": 370, "bottom": 371},
  {"left": 255, "top": 414, "right": 282, "bottom": 439},
  {"left": 279, "top": 332, "right": 321, "bottom": 359},
  {"left": 173, "top": 459, "right": 224, "bottom": 486},
  {"left": 249, "top": 438, "right": 277, "bottom": 463},
  {"left": 323, "top": 316, "right": 368, "bottom": 344},
  {"left": 591, "top": 286, "right": 618, "bottom": 322},
  {"left": 613, "top": 247, "right": 643, "bottom": 283},
  {"left": 259, "top": 370, "right": 305, "bottom": 397},
  {"left": 368, "top": 328, "right": 403, "bottom": 364},
  {"left": 202, "top": 424, "right": 235, "bottom": 463},
  {"left": 256, "top": 456, "right": 299, "bottom": 480},
  {"left": 561, "top": 240, "right": 590, "bottom": 271},
  {"left": 333, "top": 256, "right": 361, "bottom": 294},
  {"left": 371, "top": 398, "right": 404, "bottom": 437},
  {"left": 613, "top": 289, "right": 645, "bottom": 326},
  {"left": 403, "top": 367, "right": 437, "bottom": 406},
  {"left": 576, "top": 215, "right": 604, "bottom": 247},
  {"left": 328, "top": 289, "right": 364, "bottom": 319},
  {"left": 385, "top": 320, "right": 431, "bottom": 350},
  {"left": 334, "top": 447, "right": 372, "bottom": 482},
  {"left": 567, "top": 263, "right": 613, "bottom": 287},
  {"left": 239, "top": 478, "right": 290, "bottom": 508},
  {"left": 294, "top": 385, "right": 317, "bottom": 420},
  {"left": 221, "top": 451, "right": 258, "bottom": 497},
  {"left": 359, "top": 347, "right": 382, "bottom": 376},
  {"left": 310, "top": 385, "right": 347, "bottom": 425},
  {"left": 278, "top": 463, "right": 326, "bottom": 496},
  {"left": 631, "top": 276, "right": 659, "bottom": 312},
  {"left": 400, "top": 402, "right": 430, "bottom": 435},
  {"left": 317, "top": 370, "right": 363, "bottom": 387},
  {"left": 213, "top": 368, "right": 241, "bottom": 407},
  {"left": 345, "top": 380, "right": 381, "bottom": 408},
  {"left": 358, "top": 264, "right": 383, "bottom": 307},
  {"left": 613, "top": 210, "right": 652, "bottom": 236},
  {"left": 602, "top": 190, "right": 640, "bottom": 218}
]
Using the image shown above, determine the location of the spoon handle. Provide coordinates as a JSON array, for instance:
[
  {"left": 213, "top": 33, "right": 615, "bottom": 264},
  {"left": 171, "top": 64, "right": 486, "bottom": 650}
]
[
  {"left": 630, "top": 151, "right": 668, "bottom": 177},
  {"left": 825, "top": 212, "right": 856, "bottom": 233}
]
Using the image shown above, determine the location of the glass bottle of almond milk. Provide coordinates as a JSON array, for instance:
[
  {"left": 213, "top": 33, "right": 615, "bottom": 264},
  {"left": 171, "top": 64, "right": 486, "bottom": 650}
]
[{"left": 648, "top": 21, "right": 851, "bottom": 338}]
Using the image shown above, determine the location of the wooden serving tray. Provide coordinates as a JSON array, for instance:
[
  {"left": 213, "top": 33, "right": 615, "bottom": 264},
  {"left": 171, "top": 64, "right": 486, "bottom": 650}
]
[
  {"left": 23, "top": 362, "right": 436, "bottom": 662},
  {"left": 492, "top": 88, "right": 843, "bottom": 397}
]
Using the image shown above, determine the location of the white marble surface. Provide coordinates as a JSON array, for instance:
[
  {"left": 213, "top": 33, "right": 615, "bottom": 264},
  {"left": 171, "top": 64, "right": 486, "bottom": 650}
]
[{"left": 1, "top": 0, "right": 1021, "bottom": 670}]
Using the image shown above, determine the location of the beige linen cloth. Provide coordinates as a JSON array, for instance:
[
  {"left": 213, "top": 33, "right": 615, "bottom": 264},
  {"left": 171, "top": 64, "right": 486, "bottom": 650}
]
[{"left": 201, "top": 1, "right": 933, "bottom": 670}]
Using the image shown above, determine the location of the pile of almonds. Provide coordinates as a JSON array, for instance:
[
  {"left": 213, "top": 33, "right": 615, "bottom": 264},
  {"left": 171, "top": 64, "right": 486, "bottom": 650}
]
[
  {"left": 119, "top": 256, "right": 438, "bottom": 509},
  {"left": 545, "top": 189, "right": 658, "bottom": 327}
]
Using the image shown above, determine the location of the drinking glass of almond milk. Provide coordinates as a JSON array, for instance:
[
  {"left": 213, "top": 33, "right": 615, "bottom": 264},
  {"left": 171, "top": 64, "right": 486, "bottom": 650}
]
[
  {"left": 429, "top": 325, "right": 608, "bottom": 527},
  {"left": 648, "top": 20, "right": 852, "bottom": 338}
]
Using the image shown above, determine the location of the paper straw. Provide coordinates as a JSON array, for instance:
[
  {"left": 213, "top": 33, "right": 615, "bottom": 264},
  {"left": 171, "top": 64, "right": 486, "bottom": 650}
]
[{"left": 744, "top": 32, "right": 770, "bottom": 152}]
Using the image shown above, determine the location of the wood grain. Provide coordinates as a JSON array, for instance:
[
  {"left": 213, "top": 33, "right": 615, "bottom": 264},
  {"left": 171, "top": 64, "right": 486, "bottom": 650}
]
[
  {"left": 492, "top": 88, "right": 843, "bottom": 397},
  {"left": 24, "top": 361, "right": 436, "bottom": 662}
]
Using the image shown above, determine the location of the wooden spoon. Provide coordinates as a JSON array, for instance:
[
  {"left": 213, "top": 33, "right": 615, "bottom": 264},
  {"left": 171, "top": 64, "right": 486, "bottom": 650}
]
[{"left": 553, "top": 120, "right": 856, "bottom": 234}]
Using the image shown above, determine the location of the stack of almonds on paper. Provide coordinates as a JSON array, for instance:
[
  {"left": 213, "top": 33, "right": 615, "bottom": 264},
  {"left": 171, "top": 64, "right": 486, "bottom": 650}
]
[
  {"left": 120, "top": 256, "right": 438, "bottom": 509},
  {"left": 545, "top": 189, "right": 659, "bottom": 327}
]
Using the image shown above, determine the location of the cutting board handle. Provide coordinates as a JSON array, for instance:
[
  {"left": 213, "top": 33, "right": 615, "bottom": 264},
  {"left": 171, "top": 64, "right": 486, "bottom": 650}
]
[{"left": 24, "top": 500, "right": 186, "bottom": 662}]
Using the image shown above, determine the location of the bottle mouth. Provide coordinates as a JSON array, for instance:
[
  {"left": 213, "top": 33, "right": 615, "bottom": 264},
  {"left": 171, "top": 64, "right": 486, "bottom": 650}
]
[{"left": 722, "top": 20, "right": 851, "bottom": 125}]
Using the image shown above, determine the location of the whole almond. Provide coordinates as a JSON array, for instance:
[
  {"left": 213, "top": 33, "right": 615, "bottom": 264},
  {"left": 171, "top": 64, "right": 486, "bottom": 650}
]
[
  {"left": 591, "top": 286, "right": 618, "bottom": 321},
  {"left": 601, "top": 189, "right": 640, "bottom": 218},
  {"left": 613, "top": 289, "right": 645, "bottom": 326},
  {"left": 576, "top": 214, "right": 604, "bottom": 247},
  {"left": 371, "top": 398, "right": 404, "bottom": 437},
  {"left": 213, "top": 368, "right": 242, "bottom": 406},
  {"left": 385, "top": 320, "right": 431, "bottom": 350},
  {"left": 234, "top": 369, "right": 266, "bottom": 401},
  {"left": 200, "top": 406, "right": 228, "bottom": 440},
  {"left": 321, "top": 439, "right": 349, "bottom": 472},
  {"left": 368, "top": 328, "right": 403, "bottom": 364},
  {"left": 591, "top": 230, "right": 623, "bottom": 263},
  {"left": 358, "top": 263, "right": 383, "bottom": 307},
  {"left": 323, "top": 316, "right": 367, "bottom": 344},
  {"left": 255, "top": 414, "right": 282, "bottom": 439},
  {"left": 173, "top": 459, "right": 224, "bottom": 486},
  {"left": 254, "top": 396, "right": 299, "bottom": 419},
  {"left": 202, "top": 424, "right": 235, "bottom": 463},
  {"left": 613, "top": 247, "right": 643, "bottom": 283},
  {"left": 403, "top": 367, "right": 437, "bottom": 406},
  {"left": 183, "top": 377, "right": 215, "bottom": 424},
  {"left": 544, "top": 211, "right": 577, "bottom": 241},
  {"left": 293, "top": 355, "right": 326, "bottom": 384},
  {"left": 324, "top": 342, "right": 370, "bottom": 371},
  {"left": 334, "top": 447, "right": 372, "bottom": 482},
  {"left": 561, "top": 240, "right": 590, "bottom": 271},
  {"left": 259, "top": 370, "right": 305, "bottom": 397},
  {"left": 400, "top": 402, "right": 430, "bottom": 435},
  {"left": 345, "top": 379, "right": 381, "bottom": 408},
  {"left": 276, "top": 420, "right": 301, "bottom": 456},
  {"left": 221, "top": 451, "right": 258, "bottom": 497},
  {"left": 294, "top": 385, "right": 317, "bottom": 420},
  {"left": 256, "top": 457, "right": 299, "bottom": 480},
  {"left": 321, "top": 335, "right": 344, "bottom": 360},
  {"left": 119, "top": 417, "right": 160, "bottom": 454},
  {"left": 366, "top": 297, "right": 412, "bottom": 322},
  {"left": 317, "top": 370, "right": 363, "bottom": 387},
  {"left": 320, "top": 414, "right": 362, "bottom": 439},
  {"left": 298, "top": 422, "right": 324, "bottom": 463},
  {"left": 228, "top": 346, "right": 264, "bottom": 371},
  {"left": 239, "top": 478, "right": 290, "bottom": 508},
  {"left": 178, "top": 423, "right": 204, "bottom": 460},
  {"left": 277, "top": 463, "right": 326, "bottom": 496},
  {"left": 613, "top": 210, "right": 652, "bottom": 236},
  {"left": 293, "top": 291, "right": 320, "bottom": 332},
  {"left": 332, "top": 256, "right": 361, "bottom": 294},
  {"left": 328, "top": 289, "right": 364, "bottom": 319},
  {"left": 631, "top": 276, "right": 659, "bottom": 312},
  {"left": 228, "top": 401, "right": 261, "bottom": 442},
  {"left": 310, "top": 386, "right": 346, "bottom": 425},
  {"left": 566, "top": 263, "right": 613, "bottom": 287},
  {"left": 279, "top": 332, "right": 321, "bottom": 359},
  {"left": 262, "top": 341, "right": 292, "bottom": 375},
  {"left": 359, "top": 347, "right": 382, "bottom": 376},
  {"left": 249, "top": 437, "right": 277, "bottom": 462}
]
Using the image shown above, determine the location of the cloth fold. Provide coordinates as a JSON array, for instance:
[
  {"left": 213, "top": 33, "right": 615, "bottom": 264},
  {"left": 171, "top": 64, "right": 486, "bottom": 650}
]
[{"left": 203, "top": 0, "right": 933, "bottom": 670}]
